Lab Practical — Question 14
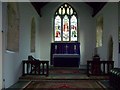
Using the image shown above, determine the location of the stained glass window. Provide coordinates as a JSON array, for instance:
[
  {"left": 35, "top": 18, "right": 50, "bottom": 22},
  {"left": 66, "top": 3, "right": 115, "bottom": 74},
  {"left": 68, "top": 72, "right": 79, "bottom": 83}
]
[
  {"left": 96, "top": 16, "right": 103, "bottom": 47},
  {"left": 55, "top": 15, "right": 61, "bottom": 41},
  {"left": 54, "top": 3, "right": 78, "bottom": 42},
  {"left": 71, "top": 15, "right": 77, "bottom": 41},
  {"left": 7, "top": 2, "right": 19, "bottom": 52},
  {"left": 63, "top": 15, "right": 69, "bottom": 41}
]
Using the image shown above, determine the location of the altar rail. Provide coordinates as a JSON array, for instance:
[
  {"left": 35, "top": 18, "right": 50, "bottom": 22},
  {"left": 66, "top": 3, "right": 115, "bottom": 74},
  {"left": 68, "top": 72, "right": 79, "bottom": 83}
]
[
  {"left": 22, "top": 60, "right": 49, "bottom": 76},
  {"left": 87, "top": 61, "right": 114, "bottom": 76}
]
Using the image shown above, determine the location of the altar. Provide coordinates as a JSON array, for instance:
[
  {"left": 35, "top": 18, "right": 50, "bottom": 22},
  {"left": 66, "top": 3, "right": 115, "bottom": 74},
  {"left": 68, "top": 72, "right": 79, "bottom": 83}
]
[{"left": 50, "top": 42, "right": 80, "bottom": 67}]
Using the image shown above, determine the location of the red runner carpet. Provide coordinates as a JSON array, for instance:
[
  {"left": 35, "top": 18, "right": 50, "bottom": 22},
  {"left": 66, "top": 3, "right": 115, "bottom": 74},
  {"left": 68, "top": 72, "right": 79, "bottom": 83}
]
[{"left": 23, "top": 80, "right": 105, "bottom": 90}]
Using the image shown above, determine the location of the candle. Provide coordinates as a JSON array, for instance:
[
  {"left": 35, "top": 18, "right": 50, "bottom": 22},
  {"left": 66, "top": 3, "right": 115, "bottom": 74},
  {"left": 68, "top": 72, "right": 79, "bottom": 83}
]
[
  {"left": 55, "top": 45, "right": 57, "bottom": 50},
  {"left": 66, "top": 45, "right": 68, "bottom": 49},
  {"left": 74, "top": 45, "right": 76, "bottom": 50},
  {"left": 66, "top": 45, "right": 68, "bottom": 53}
]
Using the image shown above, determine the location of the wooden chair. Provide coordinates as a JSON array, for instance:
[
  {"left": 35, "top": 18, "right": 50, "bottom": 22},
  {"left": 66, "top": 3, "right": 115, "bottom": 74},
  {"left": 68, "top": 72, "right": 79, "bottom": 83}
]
[{"left": 28, "top": 55, "right": 40, "bottom": 74}]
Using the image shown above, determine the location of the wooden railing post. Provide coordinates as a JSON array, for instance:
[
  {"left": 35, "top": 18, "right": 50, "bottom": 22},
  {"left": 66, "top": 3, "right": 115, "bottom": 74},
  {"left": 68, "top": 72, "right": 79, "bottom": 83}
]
[
  {"left": 22, "top": 61, "right": 25, "bottom": 76},
  {"left": 46, "top": 61, "right": 49, "bottom": 76},
  {"left": 103, "top": 62, "right": 105, "bottom": 74},
  {"left": 87, "top": 61, "right": 90, "bottom": 77},
  {"left": 26, "top": 62, "right": 29, "bottom": 75}
]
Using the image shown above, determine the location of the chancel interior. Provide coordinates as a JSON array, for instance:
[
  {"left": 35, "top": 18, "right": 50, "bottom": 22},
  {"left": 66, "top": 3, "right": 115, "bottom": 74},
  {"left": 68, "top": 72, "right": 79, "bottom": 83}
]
[{"left": 0, "top": 1, "right": 120, "bottom": 89}]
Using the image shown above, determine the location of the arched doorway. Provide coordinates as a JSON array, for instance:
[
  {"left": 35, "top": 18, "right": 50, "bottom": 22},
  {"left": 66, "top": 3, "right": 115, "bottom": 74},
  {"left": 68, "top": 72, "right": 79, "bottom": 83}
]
[{"left": 108, "top": 36, "right": 113, "bottom": 61}]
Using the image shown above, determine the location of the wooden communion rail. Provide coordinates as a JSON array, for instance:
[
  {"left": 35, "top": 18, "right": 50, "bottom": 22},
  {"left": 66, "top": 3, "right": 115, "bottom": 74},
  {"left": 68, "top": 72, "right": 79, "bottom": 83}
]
[
  {"left": 87, "top": 60, "right": 114, "bottom": 76},
  {"left": 22, "top": 60, "right": 49, "bottom": 76}
]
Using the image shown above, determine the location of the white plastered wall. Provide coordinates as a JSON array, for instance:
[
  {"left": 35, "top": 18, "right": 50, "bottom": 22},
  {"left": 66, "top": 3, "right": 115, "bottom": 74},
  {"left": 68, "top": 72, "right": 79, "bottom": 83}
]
[{"left": 94, "top": 2, "right": 119, "bottom": 67}]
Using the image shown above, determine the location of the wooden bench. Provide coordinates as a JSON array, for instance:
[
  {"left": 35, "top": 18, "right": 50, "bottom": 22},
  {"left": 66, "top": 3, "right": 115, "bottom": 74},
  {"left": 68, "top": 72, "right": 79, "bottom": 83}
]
[{"left": 109, "top": 68, "right": 120, "bottom": 89}]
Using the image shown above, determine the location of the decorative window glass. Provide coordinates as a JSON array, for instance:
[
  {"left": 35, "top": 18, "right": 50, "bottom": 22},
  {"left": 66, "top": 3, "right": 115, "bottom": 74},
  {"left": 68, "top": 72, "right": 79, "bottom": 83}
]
[
  {"left": 7, "top": 2, "right": 19, "bottom": 52},
  {"left": 54, "top": 3, "right": 78, "bottom": 42},
  {"left": 63, "top": 15, "right": 69, "bottom": 41},
  {"left": 55, "top": 15, "right": 61, "bottom": 41},
  {"left": 71, "top": 15, "right": 77, "bottom": 41},
  {"left": 96, "top": 16, "right": 103, "bottom": 47}
]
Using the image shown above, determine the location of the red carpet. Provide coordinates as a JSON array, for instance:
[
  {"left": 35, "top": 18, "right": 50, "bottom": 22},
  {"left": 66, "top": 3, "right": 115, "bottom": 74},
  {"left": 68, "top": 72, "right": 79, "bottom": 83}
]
[
  {"left": 50, "top": 68, "right": 82, "bottom": 74},
  {"left": 23, "top": 80, "right": 106, "bottom": 90}
]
